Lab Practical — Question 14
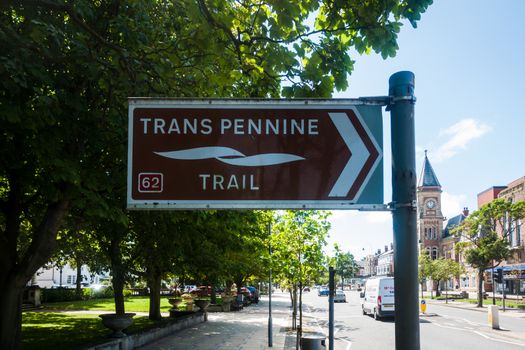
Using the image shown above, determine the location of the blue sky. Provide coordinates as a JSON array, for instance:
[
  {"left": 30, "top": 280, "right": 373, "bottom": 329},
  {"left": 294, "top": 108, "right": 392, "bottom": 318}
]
[{"left": 328, "top": 0, "right": 525, "bottom": 259}]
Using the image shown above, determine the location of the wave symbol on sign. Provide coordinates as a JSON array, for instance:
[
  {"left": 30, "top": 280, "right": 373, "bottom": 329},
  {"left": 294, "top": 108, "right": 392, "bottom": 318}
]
[{"left": 154, "top": 147, "right": 305, "bottom": 167}]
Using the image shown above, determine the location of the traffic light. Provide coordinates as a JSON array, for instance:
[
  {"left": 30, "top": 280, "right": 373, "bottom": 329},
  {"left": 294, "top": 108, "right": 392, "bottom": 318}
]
[{"left": 494, "top": 269, "right": 503, "bottom": 284}]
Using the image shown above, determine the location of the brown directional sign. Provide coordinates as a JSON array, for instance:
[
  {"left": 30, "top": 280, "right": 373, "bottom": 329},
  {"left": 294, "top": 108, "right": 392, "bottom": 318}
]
[{"left": 127, "top": 99, "right": 383, "bottom": 209}]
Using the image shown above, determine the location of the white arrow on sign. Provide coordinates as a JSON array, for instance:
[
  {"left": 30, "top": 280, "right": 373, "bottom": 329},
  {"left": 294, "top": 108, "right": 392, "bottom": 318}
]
[{"left": 328, "top": 112, "right": 382, "bottom": 198}]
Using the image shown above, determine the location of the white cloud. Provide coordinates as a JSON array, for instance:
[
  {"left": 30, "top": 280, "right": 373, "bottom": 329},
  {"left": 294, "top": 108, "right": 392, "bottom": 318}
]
[
  {"left": 329, "top": 210, "right": 358, "bottom": 220},
  {"left": 434, "top": 119, "right": 491, "bottom": 162},
  {"left": 327, "top": 210, "right": 393, "bottom": 260},
  {"left": 441, "top": 191, "right": 467, "bottom": 219},
  {"left": 365, "top": 211, "right": 392, "bottom": 223}
]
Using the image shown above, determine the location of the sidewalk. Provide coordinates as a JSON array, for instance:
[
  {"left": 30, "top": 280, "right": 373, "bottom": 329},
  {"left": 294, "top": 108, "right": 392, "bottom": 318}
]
[{"left": 137, "top": 292, "right": 295, "bottom": 350}]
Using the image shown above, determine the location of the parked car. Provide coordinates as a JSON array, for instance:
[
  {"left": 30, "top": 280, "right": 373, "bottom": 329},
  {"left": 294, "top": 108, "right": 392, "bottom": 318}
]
[
  {"left": 361, "top": 277, "right": 395, "bottom": 320},
  {"left": 334, "top": 290, "right": 346, "bottom": 303},
  {"left": 303, "top": 286, "right": 311, "bottom": 292},
  {"left": 318, "top": 287, "right": 329, "bottom": 296},
  {"left": 240, "top": 287, "right": 252, "bottom": 305},
  {"left": 246, "top": 286, "right": 259, "bottom": 303},
  {"left": 184, "top": 285, "right": 197, "bottom": 293},
  {"left": 190, "top": 286, "right": 212, "bottom": 297}
]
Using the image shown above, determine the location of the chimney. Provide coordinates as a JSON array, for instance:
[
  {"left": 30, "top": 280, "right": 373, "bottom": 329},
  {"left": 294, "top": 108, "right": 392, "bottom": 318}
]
[
  {"left": 384, "top": 245, "right": 388, "bottom": 253},
  {"left": 377, "top": 249, "right": 381, "bottom": 255},
  {"left": 463, "top": 207, "right": 469, "bottom": 217},
  {"left": 390, "top": 243, "right": 394, "bottom": 250}
]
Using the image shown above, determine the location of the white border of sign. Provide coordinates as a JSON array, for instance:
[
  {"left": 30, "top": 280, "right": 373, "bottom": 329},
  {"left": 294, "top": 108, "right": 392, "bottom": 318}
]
[{"left": 127, "top": 98, "right": 385, "bottom": 210}]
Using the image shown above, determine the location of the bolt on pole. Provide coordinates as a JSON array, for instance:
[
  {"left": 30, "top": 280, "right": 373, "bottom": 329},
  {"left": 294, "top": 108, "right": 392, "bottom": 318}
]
[{"left": 389, "top": 71, "right": 420, "bottom": 350}]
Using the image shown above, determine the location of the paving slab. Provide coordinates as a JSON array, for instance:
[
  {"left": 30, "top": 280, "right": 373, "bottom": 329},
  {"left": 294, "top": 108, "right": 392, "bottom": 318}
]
[{"left": 137, "top": 292, "right": 293, "bottom": 350}]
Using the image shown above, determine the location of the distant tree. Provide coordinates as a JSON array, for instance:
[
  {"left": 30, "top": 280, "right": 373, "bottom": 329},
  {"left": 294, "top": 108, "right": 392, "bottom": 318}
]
[
  {"left": 129, "top": 211, "right": 191, "bottom": 320},
  {"left": 418, "top": 252, "right": 434, "bottom": 299},
  {"left": 333, "top": 244, "right": 357, "bottom": 289},
  {"left": 454, "top": 199, "right": 525, "bottom": 307},
  {"left": 272, "top": 210, "right": 330, "bottom": 346},
  {"left": 431, "top": 258, "right": 464, "bottom": 302}
]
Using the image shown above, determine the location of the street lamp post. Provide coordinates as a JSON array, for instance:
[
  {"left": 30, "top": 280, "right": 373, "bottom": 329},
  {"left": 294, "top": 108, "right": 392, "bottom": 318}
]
[{"left": 268, "top": 222, "right": 273, "bottom": 347}]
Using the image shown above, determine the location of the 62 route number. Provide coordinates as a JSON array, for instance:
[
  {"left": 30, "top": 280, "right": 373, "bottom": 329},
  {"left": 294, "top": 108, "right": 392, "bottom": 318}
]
[{"left": 138, "top": 173, "right": 163, "bottom": 193}]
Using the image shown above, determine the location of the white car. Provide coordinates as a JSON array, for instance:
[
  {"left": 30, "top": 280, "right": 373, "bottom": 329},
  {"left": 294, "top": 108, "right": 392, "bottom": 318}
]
[{"left": 334, "top": 290, "right": 346, "bottom": 303}]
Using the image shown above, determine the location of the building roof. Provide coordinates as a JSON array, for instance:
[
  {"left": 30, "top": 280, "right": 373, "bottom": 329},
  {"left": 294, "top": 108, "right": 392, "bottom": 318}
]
[
  {"left": 418, "top": 151, "right": 441, "bottom": 188},
  {"left": 442, "top": 213, "right": 467, "bottom": 238}
]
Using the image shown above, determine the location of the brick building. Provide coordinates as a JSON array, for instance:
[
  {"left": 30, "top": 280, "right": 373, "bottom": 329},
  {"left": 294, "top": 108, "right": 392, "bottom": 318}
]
[{"left": 478, "top": 177, "right": 525, "bottom": 296}]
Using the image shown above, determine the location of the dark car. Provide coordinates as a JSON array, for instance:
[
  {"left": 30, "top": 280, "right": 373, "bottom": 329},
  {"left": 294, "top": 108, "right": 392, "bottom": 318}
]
[{"left": 247, "top": 286, "right": 259, "bottom": 303}]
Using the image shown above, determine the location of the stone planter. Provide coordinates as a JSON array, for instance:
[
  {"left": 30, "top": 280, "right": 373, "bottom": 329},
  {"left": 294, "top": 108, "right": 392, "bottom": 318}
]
[
  {"left": 182, "top": 297, "right": 194, "bottom": 311},
  {"left": 168, "top": 298, "right": 183, "bottom": 309},
  {"left": 221, "top": 296, "right": 233, "bottom": 312},
  {"left": 99, "top": 313, "right": 136, "bottom": 338},
  {"left": 194, "top": 299, "right": 210, "bottom": 312}
]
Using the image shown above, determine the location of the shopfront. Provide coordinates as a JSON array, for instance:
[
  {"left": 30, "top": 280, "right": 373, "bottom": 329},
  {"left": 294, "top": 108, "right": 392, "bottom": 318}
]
[{"left": 494, "top": 265, "right": 525, "bottom": 296}]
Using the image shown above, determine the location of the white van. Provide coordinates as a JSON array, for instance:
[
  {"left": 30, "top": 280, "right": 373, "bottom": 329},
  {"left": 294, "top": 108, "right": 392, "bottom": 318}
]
[{"left": 360, "top": 277, "right": 395, "bottom": 320}]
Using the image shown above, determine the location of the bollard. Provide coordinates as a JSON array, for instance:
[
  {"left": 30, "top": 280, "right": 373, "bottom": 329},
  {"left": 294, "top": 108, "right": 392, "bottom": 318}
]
[
  {"left": 488, "top": 305, "right": 500, "bottom": 329},
  {"left": 420, "top": 300, "right": 426, "bottom": 314}
]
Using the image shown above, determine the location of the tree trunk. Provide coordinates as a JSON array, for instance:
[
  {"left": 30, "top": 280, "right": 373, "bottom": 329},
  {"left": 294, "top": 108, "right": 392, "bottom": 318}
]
[
  {"left": 445, "top": 280, "right": 448, "bottom": 304},
  {"left": 75, "top": 259, "right": 82, "bottom": 298},
  {"left": 0, "top": 278, "right": 24, "bottom": 350},
  {"left": 235, "top": 276, "right": 243, "bottom": 294},
  {"left": 210, "top": 282, "right": 217, "bottom": 304},
  {"left": 148, "top": 271, "right": 162, "bottom": 320},
  {"left": 109, "top": 239, "right": 126, "bottom": 315},
  {"left": 292, "top": 284, "right": 297, "bottom": 330},
  {"left": 225, "top": 280, "right": 233, "bottom": 295},
  {"left": 477, "top": 269, "right": 484, "bottom": 308},
  {"left": 0, "top": 197, "right": 69, "bottom": 350},
  {"left": 298, "top": 282, "right": 303, "bottom": 347}
]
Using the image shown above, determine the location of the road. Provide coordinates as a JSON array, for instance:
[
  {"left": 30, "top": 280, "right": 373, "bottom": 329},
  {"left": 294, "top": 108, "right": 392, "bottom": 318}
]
[{"left": 300, "top": 290, "right": 525, "bottom": 350}]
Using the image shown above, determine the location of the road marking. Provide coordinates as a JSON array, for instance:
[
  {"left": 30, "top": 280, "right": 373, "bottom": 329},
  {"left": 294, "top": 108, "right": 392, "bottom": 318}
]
[
  {"left": 431, "top": 320, "right": 525, "bottom": 347},
  {"left": 473, "top": 331, "right": 525, "bottom": 347},
  {"left": 342, "top": 339, "right": 352, "bottom": 350}
]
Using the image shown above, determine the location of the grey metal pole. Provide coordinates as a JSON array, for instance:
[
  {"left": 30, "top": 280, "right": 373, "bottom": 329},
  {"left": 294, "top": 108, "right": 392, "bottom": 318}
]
[
  {"left": 328, "top": 266, "right": 335, "bottom": 350},
  {"left": 268, "top": 223, "right": 273, "bottom": 347},
  {"left": 389, "top": 71, "right": 420, "bottom": 350},
  {"left": 492, "top": 265, "right": 496, "bottom": 305},
  {"left": 502, "top": 277, "right": 506, "bottom": 312}
]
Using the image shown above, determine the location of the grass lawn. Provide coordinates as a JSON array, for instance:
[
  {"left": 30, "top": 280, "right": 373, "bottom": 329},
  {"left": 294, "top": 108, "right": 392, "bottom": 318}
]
[
  {"left": 41, "top": 296, "right": 173, "bottom": 313},
  {"left": 463, "top": 298, "right": 525, "bottom": 308},
  {"left": 22, "top": 312, "right": 170, "bottom": 350},
  {"left": 22, "top": 296, "right": 177, "bottom": 350},
  {"left": 431, "top": 295, "right": 525, "bottom": 308}
]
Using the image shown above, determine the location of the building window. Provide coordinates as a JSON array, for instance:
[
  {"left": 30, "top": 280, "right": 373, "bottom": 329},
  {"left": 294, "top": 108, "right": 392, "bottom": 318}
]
[
  {"left": 67, "top": 275, "right": 76, "bottom": 285},
  {"left": 513, "top": 219, "right": 521, "bottom": 247},
  {"left": 431, "top": 247, "right": 438, "bottom": 260},
  {"left": 461, "top": 276, "right": 469, "bottom": 288}
]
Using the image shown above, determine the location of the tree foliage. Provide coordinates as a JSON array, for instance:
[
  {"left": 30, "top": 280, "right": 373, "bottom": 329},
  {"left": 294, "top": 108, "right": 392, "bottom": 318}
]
[
  {"left": 431, "top": 257, "right": 463, "bottom": 296},
  {"left": 418, "top": 252, "right": 434, "bottom": 298},
  {"left": 333, "top": 243, "right": 357, "bottom": 287},
  {"left": 0, "top": 0, "right": 432, "bottom": 348},
  {"left": 453, "top": 199, "right": 525, "bottom": 307}
]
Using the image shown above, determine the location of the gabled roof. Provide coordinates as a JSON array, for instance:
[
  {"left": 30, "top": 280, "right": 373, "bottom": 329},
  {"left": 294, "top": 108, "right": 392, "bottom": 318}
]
[
  {"left": 442, "top": 213, "right": 467, "bottom": 238},
  {"left": 418, "top": 151, "right": 441, "bottom": 188}
]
